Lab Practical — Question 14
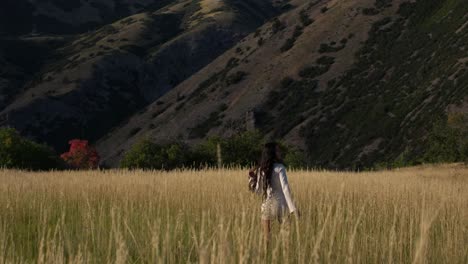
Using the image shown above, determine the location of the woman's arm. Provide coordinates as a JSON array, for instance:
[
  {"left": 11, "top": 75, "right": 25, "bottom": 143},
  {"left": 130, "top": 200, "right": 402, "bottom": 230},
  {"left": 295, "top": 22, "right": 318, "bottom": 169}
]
[
  {"left": 248, "top": 167, "right": 262, "bottom": 194},
  {"left": 278, "top": 165, "right": 297, "bottom": 213},
  {"left": 248, "top": 168, "right": 258, "bottom": 192}
]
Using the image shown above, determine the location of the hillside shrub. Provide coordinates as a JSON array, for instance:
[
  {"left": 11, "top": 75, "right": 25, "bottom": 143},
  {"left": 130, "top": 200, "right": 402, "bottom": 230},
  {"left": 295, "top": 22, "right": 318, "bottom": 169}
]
[
  {"left": 422, "top": 113, "right": 468, "bottom": 163},
  {"left": 299, "top": 10, "right": 314, "bottom": 26},
  {"left": 221, "top": 130, "right": 265, "bottom": 167},
  {"left": 318, "top": 42, "right": 345, "bottom": 53},
  {"left": 61, "top": 139, "right": 100, "bottom": 170},
  {"left": 0, "top": 128, "right": 63, "bottom": 170},
  {"left": 271, "top": 18, "right": 285, "bottom": 34},
  {"left": 280, "top": 38, "right": 296, "bottom": 52},
  {"left": 363, "top": 8, "right": 379, "bottom": 15},
  {"left": 280, "top": 26, "right": 303, "bottom": 52},
  {"left": 257, "top": 37, "right": 264, "bottom": 46},
  {"left": 374, "top": 113, "right": 468, "bottom": 169},
  {"left": 188, "top": 111, "right": 223, "bottom": 139},
  {"left": 283, "top": 146, "right": 307, "bottom": 169},
  {"left": 189, "top": 136, "right": 222, "bottom": 168},
  {"left": 190, "top": 130, "right": 265, "bottom": 168},
  {"left": 120, "top": 140, "right": 190, "bottom": 170},
  {"left": 225, "top": 71, "right": 247, "bottom": 86},
  {"left": 121, "top": 130, "right": 308, "bottom": 170}
]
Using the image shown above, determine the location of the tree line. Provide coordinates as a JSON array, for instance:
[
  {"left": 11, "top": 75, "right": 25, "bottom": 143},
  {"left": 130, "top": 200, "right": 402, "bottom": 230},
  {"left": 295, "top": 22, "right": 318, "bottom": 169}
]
[{"left": 0, "top": 113, "right": 466, "bottom": 171}]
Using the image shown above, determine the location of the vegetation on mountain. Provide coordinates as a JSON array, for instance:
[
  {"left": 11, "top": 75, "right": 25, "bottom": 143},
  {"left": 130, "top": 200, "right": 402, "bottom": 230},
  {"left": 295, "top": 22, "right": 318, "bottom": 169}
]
[
  {"left": 1, "top": 0, "right": 466, "bottom": 170},
  {"left": 257, "top": 0, "right": 468, "bottom": 169},
  {"left": 61, "top": 139, "right": 101, "bottom": 170},
  {"left": 121, "top": 130, "right": 306, "bottom": 169},
  {"left": 120, "top": 139, "right": 191, "bottom": 170},
  {"left": 1, "top": 0, "right": 283, "bottom": 154},
  {"left": 0, "top": 127, "right": 63, "bottom": 170}
]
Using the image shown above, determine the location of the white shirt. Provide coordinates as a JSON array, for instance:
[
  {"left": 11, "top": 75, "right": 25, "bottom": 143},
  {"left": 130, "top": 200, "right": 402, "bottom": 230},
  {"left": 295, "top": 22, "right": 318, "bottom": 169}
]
[{"left": 253, "top": 163, "right": 297, "bottom": 213}]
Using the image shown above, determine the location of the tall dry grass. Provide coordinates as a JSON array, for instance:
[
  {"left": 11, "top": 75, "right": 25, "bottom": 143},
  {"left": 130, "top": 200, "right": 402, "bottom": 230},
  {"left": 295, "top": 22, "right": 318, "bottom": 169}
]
[{"left": 0, "top": 164, "right": 467, "bottom": 263}]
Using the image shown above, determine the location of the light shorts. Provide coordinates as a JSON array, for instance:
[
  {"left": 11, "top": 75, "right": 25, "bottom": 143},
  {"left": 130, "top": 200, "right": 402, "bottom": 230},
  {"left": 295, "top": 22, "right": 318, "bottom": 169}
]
[{"left": 261, "top": 197, "right": 289, "bottom": 222}]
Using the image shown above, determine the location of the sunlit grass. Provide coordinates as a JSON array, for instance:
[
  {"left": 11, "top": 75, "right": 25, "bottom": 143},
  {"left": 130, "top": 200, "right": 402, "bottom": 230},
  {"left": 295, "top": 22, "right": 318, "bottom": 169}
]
[{"left": 0, "top": 164, "right": 467, "bottom": 263}]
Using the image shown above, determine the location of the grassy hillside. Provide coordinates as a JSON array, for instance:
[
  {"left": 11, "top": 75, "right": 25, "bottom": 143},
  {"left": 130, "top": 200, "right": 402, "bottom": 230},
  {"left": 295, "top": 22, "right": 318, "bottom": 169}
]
[
  {"left": 0, "top": 0, "right": 466, "bottom": 169},
  {"left": 0, "top": 0, "right": 175, "bottom": 35},
  {"left": 96, "top": 0, "right": 467, "bottom": 169},
  {"left": 285, "top": 0, "right": 468, "bottom": 168},
  {"left": 0, "top": 164, "right": 467, "bottom": 262},
  {"left": 0, "top": 0, "right": 283, "bottom": 152},
  {"left": 0, "top": 36, "right": 71, "bottom": 110}
]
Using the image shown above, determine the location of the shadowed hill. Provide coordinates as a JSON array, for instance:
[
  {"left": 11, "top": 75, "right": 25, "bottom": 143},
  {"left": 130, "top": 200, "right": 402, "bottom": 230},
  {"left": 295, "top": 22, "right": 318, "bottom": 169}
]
[
  {"left": 0, "top": 0, "right": 283, "bottom": 152},
  {"left": 0, "top": 0, "right": 175, "bottom": 35},
  {"left": 0, "top": 0, "right": 466, "bottom": 169},
  {"left": 96, "top": 0, "right": 468, "bottom": 169}
]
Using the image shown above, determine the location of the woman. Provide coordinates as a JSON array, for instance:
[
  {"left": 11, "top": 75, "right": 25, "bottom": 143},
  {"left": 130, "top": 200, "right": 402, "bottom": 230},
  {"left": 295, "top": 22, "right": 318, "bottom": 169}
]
[{"left": 249, "top": 142, "right": 300, "bottom": 243}]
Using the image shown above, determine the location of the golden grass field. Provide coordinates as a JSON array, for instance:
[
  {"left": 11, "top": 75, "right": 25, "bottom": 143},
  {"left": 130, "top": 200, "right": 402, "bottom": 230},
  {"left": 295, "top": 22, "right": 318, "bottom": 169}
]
[{"left": 0, "top": 164, "right": 467, "bottom": 263}]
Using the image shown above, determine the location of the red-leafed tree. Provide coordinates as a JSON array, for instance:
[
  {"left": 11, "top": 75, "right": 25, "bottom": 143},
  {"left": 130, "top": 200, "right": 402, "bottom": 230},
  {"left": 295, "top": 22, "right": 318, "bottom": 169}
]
[{"left": 61, "top": 139, "right": 100, "bottom": 169}]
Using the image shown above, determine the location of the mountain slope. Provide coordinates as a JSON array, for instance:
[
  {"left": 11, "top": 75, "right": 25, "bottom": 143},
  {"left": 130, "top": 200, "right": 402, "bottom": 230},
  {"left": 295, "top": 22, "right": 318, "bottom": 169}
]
[
  {"left": 0, "top": 0, "right": 174, "bottom": 35},
  {"left": 96, "top": 0, "right": 468, "bottom": 168},
  {"left": 0, "top": 0, "right": 284, "bottom": 152}
]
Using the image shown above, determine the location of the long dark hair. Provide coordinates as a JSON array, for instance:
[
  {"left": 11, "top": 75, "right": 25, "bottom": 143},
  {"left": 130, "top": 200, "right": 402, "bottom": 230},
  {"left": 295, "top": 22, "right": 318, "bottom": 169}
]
[{"left": 259, "top": 142, "right": 283, "bottom": 199}]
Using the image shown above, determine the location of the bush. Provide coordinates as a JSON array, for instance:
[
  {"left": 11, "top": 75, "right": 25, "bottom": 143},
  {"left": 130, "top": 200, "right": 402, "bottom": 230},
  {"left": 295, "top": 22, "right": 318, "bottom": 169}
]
[
  {"left": 191, "top": 130, "right": 265, "bottom": 168},
  {"left": 273, "top": 141, "right": 307, "bottom": 169},
  {"left": 280, "top": 38, "right": 296, "bottom": 52},
  {"left": 120, "top": 140, "right": 190, "bottom": 170},
  {"left": 271, "top": 18, "right": 285, "bottom": 34},
  {"left": 280, "top": 77, "right": 295, "bottom": 88},
  {"left": 374, "top": 113, "right": 468, "bottom": 170},
  {"left": 121, "top": 130, "right": 308, "bottom": 170},
  {"left": 316, "top": 56, "right": 335, "bottom": 66},
  {"left": 283, "top": 146, "right": 307, "bottom": 169},
  {"left": 363, "top": 8, "right": 379, "bottom": 16},
  {"left": 257, "top": 37, "right": 264, "bottom": 46},
  {"left": 318, "top": 43, "right": 345, "bottom": 53},
  {"left": 61, "top": 139, "right": 100, "bottom": 170},
  {"left": 299, "top": 10, "right": 314, "bottom": 26},
  {"left": 225, "top": 71, "right": 247, "bottom": 86},
  {"left": 298, "top": 64, "right": 330, "bottom": 79},
  {"left": 422, "top": 113, "right": 468, "bottom": 163},
  {"left": 188, "top": 110, "right": 223, "bottom": 139},
  {"left": 0, "top": 128, "right": 63, "bottom": 170},
  {"left": 189, "top": 136, "right": 222, "bottom": 168},
  {"left": 280, "top": 26, "right": 303, "bottom": 53},
  {"left": 221, "top": 130, "right": 265, "bottom": 167}
]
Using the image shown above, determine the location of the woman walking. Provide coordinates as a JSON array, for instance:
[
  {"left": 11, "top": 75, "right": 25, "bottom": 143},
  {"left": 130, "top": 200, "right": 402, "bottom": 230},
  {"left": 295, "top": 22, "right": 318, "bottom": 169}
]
[{"left": 249, "top": 142, "right": 300, "bottom": 243}]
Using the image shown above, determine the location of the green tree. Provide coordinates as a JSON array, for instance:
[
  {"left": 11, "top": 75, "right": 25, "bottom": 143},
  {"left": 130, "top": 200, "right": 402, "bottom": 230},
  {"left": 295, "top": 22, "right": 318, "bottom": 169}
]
[
  {"left": 189, "top": 136, "right": 222, "bottom": 168},
  {"left": 120, "top": 139, "right": 190, "bottom": 170},
  {"left": 283, "top": 146, "right": 307, "bottom": 169},
  {"left": 221, "top": 130, "right": 264, "bottom": 167},
  {"left": 121, "top": 130, "right": 308, "bottom": 170},
  {"left": 0, "top": 128, "right": 63, "bottom": 170},
  {"left": 423, "top": 113, "right": 468, "bottom": 163},
  {"left": 190, "top": 130, "right": 265, "bottom": 168}
]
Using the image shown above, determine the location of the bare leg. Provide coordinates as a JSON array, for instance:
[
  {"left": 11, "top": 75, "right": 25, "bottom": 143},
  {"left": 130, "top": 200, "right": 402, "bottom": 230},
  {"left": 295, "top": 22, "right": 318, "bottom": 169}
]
[{"left": 262, "top": 219, "right": 271, "bottom": 247}]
